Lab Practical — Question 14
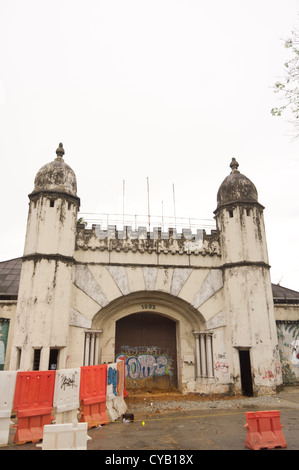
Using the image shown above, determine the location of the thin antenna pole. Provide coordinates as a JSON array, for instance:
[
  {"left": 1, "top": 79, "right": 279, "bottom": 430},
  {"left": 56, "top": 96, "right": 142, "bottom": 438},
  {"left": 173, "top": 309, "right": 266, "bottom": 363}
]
[
  {"left": 123, "top": 180, "right": 125, "bottom": 226},
  {"left": 147, "top": 177, "right": 150, "bottom": 231},
  {"left": 162, "top": 200, "right": 164, "bottom": 231},
  {"left": 173, "top": 183, "right": 177, "bottom": 229}
]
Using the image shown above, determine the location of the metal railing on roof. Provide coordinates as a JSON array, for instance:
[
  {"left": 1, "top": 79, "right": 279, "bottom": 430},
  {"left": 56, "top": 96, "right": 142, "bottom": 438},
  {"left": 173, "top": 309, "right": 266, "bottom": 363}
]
[{"left": 78, "top": 212, "right": 216, "bottom": 233}]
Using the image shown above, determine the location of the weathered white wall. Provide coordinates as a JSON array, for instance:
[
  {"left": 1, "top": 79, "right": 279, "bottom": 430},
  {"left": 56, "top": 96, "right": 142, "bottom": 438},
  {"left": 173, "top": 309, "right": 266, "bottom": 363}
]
[
  {"left": 215, "top": 200, "right": 283, "bottom": 393},
  {"left": 69, "top": 244, "right": 227, "bottom": 393},
  {"left": 24, "top": 197, "right": 78, "bottom": 257},
  {"left": 10, "top": 258, "right": 73, "bottom": 371}
]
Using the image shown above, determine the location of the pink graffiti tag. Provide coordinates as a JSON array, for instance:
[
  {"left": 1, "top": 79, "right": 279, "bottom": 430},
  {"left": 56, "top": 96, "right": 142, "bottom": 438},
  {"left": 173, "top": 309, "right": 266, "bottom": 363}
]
[
  {"left": 214, "top": 361, "right": 229, "bottom": 374},
  {"left": 262, "top": 370, "right": 275, "bottom": 381}
]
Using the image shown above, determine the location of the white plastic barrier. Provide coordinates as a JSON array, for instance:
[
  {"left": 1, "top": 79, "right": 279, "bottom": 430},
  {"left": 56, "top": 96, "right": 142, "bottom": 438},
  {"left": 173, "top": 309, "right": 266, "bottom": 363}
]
[
  {"left": 0, "top": 361, "right": 128, "bottom": 447},
  {"left": 53, "top": 368, "right": 81, "bottom": 424},
  {"left": 106, "top": 361, "right": 127, "bottom": 422},
  {"left": 37, "top": 421, "right": 91, "bottom": 450},
  {"left": 0, "top": 371, "right": 17, "bottom": 445}
]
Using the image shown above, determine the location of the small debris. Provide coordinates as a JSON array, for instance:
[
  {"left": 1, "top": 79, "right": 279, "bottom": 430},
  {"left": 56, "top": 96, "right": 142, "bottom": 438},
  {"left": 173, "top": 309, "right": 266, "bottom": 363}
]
[{"left": 122, "top": 413, "right": 134, "bottom": 423}]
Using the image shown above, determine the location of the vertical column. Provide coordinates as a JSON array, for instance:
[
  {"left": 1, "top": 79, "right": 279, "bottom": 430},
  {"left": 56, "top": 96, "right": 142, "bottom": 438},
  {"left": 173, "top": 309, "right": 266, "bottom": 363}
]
[
  {"left": 90, "top": 333, "right": 95, "bottom": 365},
  {"left": 193, "top": 332, "right": 201, "bottom": 378},
  {"left": 206, "top": 334, "right": 214, "bottom": 378},
  {"left": 40, "top": 347, "right": 50, "bottom": 371},
  {"left": 200, "top": 334, "right": 207, "bottom": 377},
  {"left": 84, "top": 334, "right": 90, "bottom": 366},
  {"left": 94, "top": 333, "right": 100, "bottom": 365}
]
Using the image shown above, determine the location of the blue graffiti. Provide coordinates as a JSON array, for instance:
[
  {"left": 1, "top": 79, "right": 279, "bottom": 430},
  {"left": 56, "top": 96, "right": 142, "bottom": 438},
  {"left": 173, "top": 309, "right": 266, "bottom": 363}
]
[
  {"left": 107, "top": 366, "right": 119, "bottom": 396},
  {"left": 115, "top": 353, "right": 173, "bottom": 380}
]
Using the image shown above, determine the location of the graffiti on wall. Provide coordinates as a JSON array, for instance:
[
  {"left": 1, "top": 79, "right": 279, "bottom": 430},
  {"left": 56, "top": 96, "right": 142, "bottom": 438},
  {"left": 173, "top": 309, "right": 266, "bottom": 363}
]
[
  {"left": 261, "top": 364, "right": 281, "bottom": 381},
  {"left": 277, "top": 322, "right": 299, "bottom": 383},
  {"left": 214, "top": 361, "right": 229, "bottom": 374},
  {"left": 0, "top": 319, "right": 9, "bottom": 371},
  {"left": 115, "top": 345, "right": 174, "bottom": 380},
  {"left": 107, "top": 365, "right": 119, "bottom": 396}
]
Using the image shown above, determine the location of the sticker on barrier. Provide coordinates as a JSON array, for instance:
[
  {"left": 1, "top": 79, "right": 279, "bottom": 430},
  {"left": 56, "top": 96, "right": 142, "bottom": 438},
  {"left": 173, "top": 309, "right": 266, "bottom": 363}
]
[{"left": 53, "top": 368, "right": 80, "bottom": 413}]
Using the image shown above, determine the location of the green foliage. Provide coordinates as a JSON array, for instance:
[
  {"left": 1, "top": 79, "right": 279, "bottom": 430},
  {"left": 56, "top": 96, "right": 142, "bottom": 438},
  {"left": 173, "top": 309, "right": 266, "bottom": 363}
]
[
  {"left": 284, "top": 322, "right": 299, "bottom": 340},
  {"left": 77, "top": 217, "right": 87, "bottom": 226},
  {"left": 272, "top": 28, "right": 299, "bottom": 133}
]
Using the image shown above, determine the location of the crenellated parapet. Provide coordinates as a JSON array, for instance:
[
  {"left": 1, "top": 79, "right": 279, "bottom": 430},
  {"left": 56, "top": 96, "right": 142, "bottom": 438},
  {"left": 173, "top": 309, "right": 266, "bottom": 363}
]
[{"left": 75, "top": 223, "right": 220, "bottom": 256}]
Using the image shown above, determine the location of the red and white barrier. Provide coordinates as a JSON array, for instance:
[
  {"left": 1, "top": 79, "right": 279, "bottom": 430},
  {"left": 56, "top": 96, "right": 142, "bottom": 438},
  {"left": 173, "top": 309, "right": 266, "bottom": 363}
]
[
  {"left": 53, "top": 368, "right": 81, "bottom": 424},
  {"left": 0, "top": 371, "right": 17, "bottom": 445},
  {"left": 106, "top": 360, "right": 127, "bottom": 421},
  {"left": 0, "top": 359, "right": 127, "bottom": 447}
]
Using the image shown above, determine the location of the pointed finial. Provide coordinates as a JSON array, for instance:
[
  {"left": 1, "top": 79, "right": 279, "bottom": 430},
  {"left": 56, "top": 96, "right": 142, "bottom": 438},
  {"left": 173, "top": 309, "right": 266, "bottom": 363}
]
[
  {"left": 56, "top": 142, "right": 65, "bottom": 158},
  {"left": 230, "top": 158, "right": 239, "bottom": 172}
]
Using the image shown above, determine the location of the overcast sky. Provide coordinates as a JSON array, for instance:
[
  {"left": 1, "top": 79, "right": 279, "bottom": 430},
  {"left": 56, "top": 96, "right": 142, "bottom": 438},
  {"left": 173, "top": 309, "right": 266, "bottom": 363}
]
[{"left": 0, "top": 0, "right": 298, "bottom": 290}]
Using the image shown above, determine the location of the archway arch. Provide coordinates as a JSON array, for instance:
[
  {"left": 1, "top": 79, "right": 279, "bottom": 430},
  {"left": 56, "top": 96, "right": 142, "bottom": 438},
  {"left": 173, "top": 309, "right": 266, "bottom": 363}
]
[
  {"left": 92, "top": 291, "right": 206, "bottom": 391},
  {"left": 93, "top": 290, "right": 205, "bottom": 331}
]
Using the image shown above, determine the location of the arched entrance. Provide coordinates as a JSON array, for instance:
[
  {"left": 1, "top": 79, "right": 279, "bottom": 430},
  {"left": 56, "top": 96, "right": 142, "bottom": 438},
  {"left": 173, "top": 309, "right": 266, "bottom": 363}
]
[
  {"left": 115, "top": 312, "right": 177, "bottom": 391},
  {"left": 92, "top": 291, "right": 205, "bottom": 393}
]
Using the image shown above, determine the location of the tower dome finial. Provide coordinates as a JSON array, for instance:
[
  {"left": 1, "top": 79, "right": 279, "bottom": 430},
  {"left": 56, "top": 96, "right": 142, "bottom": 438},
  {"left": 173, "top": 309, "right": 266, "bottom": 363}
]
[
  {"left": 230, "top": 158, "right": 239, "bottom": 172},
  {"left": 31, "top": 142, "right": 78, "bottom": 197},
  {"left": 215, "top": 158, "right": 258, "bottom": 210},
  {"left": 56, "top": 142, "right": 65, "bottom": 159}
]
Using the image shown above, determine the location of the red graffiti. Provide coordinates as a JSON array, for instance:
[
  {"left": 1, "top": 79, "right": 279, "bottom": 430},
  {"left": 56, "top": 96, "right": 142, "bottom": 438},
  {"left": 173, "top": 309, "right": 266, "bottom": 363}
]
[
  {"left": 262, "top": 370, "right": 275, "bottom": 381},
  {"left": 214, "top": 361, "right": 229, "bottom": 374}
]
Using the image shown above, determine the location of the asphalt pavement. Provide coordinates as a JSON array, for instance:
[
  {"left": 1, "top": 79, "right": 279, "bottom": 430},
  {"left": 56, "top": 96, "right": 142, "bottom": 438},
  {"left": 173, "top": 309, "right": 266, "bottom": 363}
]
[{"left": 1, "top": 385, "right": 299, "bottom": 453}]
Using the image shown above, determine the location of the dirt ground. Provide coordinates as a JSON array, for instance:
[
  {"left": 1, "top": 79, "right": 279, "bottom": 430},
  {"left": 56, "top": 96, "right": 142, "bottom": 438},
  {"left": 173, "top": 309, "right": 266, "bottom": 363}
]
[{"left": 123, "top": 387, "right": 293, "bottom": 420}]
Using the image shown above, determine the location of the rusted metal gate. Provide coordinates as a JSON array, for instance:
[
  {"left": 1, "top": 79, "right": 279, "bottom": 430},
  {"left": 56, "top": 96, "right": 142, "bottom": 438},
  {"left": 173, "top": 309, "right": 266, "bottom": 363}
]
[{"left": 115, "top": 312, "right": 177, "bottom": 391}]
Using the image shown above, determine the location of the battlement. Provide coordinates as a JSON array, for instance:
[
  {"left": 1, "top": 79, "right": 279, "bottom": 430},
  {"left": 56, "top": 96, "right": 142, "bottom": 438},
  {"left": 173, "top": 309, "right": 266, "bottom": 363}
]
[
  {"left": 76, "top": 223, "right": 220, "bottom": 256},
  {"left": 93, "top": 224, "right": 204, "bottom": 241}
]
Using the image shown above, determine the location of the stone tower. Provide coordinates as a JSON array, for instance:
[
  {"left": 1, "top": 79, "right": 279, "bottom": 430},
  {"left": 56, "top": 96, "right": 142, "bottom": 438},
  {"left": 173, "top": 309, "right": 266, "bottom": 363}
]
[
  {"left": 214, "top": 158, "right": 282, "bottom": 394},
  {"left": 9, "top": 144, "right": 80, "bottom": 371}
]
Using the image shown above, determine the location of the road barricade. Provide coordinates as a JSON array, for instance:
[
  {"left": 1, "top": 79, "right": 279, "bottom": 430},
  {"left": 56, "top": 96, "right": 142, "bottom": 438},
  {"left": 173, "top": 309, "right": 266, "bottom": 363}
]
[
  {"left": 244, "top": 410, "right": 287, "bottom": 450},
  {"left": 53, "top": 368, "right": 81, "bottom": 424},
  {"left": 13, "top": 370, "right": 56, "bottom": 444},
  {"left": 0, "top": 371, "right": 17, "bottom": 445},
  {"left": 37, "top": 421, "right": 91, "bottom": 450},
  {"left": 79, "top": 364, "right": 108, "bottom": 428},
  {"left": 106, "top": 361, "right": 127, "bottom": 421},
  {"left": 118, "top": 356, "right": 128, "bottom": 398}
]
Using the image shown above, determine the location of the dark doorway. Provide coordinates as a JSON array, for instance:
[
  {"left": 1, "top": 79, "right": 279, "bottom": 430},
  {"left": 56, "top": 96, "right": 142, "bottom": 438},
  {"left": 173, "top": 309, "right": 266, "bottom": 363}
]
[
  {"left": 239, "top": 349, "right": 253, "bottom": 396},
  {"left": 115, "top": 312, "right": 177, "bottom": 391},
  {"left": 49, "top": 348, "right": 59, "bottom": 370}
]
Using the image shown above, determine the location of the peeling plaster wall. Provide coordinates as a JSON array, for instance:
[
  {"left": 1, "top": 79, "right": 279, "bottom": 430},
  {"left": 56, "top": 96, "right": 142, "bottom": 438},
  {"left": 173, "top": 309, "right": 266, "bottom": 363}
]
[
  {"left": 69, "top": 228, "right": 227, "bottom": 392},
  {"left": 24, "top": 196, "right": 78, "bottom": 257},
  {"left": 7, "top": 157, "right": 287, "bottom": 395},
  {"left": 222, "top": 266, "right": 282, "bottom": 393},
  {"left": 10, "top": 258, "right": 73, "bottom": 371},
  {"left": 217, "top": 206, "right": 269, "bottom": 266},
  {"left": 70, "top": 261, "right": 224, "bottom": 333}
]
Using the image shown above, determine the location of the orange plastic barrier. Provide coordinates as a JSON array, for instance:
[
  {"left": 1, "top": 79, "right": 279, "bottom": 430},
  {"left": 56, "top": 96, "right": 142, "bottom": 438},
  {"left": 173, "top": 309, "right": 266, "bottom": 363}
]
[
  {"left": 117, "top": 357, "right": 128, "bottom": 398},
  {"left": 244, "top": 410, "right": 287, "bottom": 450},
  {"left": 79, "top": 365, "right": 108, "bottom": 428},
  {"left": 13, "top": 371, "right": 56, "bottom": 444}
]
